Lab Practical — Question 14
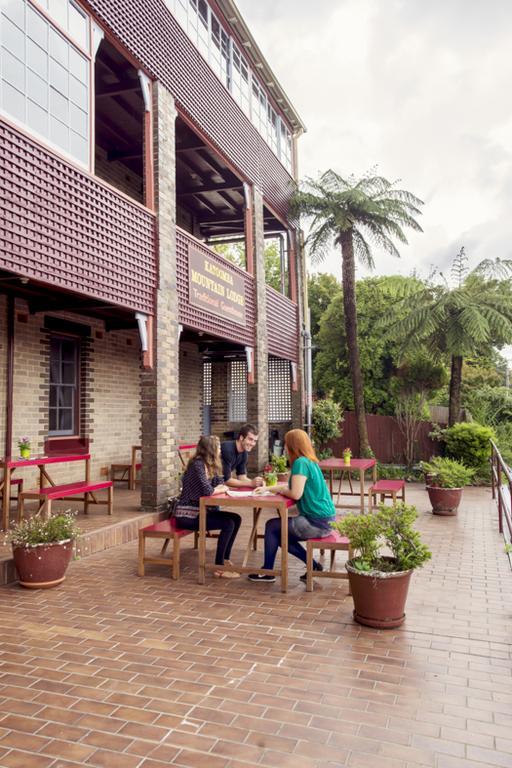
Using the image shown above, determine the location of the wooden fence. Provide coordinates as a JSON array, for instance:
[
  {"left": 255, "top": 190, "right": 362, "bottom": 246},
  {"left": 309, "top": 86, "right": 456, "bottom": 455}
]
[{"left": 328, "top": 412, "right": 443, "bottom": 464}]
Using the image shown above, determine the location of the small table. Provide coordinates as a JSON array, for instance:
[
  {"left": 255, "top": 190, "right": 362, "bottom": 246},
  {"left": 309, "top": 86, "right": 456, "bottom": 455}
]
[
  {"left": 197, "top": 492, "right": 293, "bottom": 592},
  {"left": 319, "top": 458, "right": 377, "bottom": 512},
  {"left": 0, "top": 453, "right": 91, "bottom": 530}
]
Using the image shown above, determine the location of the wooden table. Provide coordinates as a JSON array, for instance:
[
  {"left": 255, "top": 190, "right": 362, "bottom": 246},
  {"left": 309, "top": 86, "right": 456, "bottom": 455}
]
[
  {"left": 0, "top": 453, "right": 91, "bottom": 530},
  {"left": 319, "top": 458, "right": 377, "bottom": 512},
  {"left": 198, "top": 492, "right": 293, "bottom": 592}
]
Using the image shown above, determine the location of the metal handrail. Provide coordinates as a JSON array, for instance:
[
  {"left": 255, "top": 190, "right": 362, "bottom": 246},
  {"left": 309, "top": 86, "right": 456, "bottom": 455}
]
[{"left": 490, "top": 440, "right": 512, "bottom": 542}]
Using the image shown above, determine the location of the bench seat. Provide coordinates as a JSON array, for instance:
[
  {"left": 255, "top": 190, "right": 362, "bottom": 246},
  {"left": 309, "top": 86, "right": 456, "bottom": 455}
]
[
  {"left": 138, "top": 517, "right": 197, "bottom": 580},
  {"left": 306, "top": 529, "right": 353, "bottom": 593},
  {"left": 19, "top": 480, "right": 113, "bottom": 520},
  {"left": 368, "top": 479, "right": 405, "bottom": 510}
]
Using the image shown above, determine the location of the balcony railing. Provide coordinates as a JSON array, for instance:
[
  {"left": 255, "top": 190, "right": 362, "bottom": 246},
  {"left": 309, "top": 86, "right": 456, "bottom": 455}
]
[
  {"left": 491, "top": 440, "right": 512, "bottom": 549},
  {"left": 0, "top": 120, "right": 156, "bottom": 314}
]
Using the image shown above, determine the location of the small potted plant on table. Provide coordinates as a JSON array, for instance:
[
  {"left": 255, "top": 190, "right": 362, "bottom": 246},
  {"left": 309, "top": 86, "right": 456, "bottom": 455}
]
[
  {"left": 18, "top": 436, "right": 31, "bottom": 459},
  {"left": 263, "top": 463, "right": 277, "bottom": 487},
  {"left": 342, "top": 447, "right": 352, "bottom": 465},
  {"left": 420, "top": 456, "right": 474, "bottom": 515},
  {"left": 270, "top": 453, "right": 289, "bottom": 483},
  {"left": 10, "top": 512, "right": 81, "bottom": 589},
  {"left": 333, "top": 503, "right": 431, "bottom": 629}
]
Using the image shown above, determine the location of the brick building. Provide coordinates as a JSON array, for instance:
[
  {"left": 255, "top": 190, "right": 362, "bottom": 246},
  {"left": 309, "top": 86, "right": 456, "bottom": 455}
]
[{"left": 0, "top": 0, "right": 306, "bottom": 514}]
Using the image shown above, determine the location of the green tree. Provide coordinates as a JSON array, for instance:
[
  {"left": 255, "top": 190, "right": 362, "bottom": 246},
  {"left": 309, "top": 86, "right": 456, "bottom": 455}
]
[
  {"left": 314, "top": 276, "right": 427, "bottom": 413},
  {"left": 291, "top": 171, "right": 423, "bottom": 456},
  {"left": 211, "top": 239, "right": 283, "bottom": 291},
  {"left": 385, "top": 251, "right": 512, "bottom": 426}
]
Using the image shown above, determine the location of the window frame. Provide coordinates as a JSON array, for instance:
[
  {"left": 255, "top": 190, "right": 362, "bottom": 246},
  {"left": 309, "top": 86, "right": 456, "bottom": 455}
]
[{"left": 48, "top": 333, "right": 81, "bottom": 437}]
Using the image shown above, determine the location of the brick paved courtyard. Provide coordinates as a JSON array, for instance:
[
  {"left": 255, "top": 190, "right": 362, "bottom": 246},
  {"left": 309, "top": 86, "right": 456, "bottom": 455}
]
[{"left": 0, "top": 484, "right": 510, "bottom": 768}]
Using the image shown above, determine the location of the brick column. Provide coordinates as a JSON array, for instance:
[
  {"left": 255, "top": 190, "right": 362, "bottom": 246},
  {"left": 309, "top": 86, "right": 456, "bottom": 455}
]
[
  {"left": 247, "top": 187, "right": 269, "bottom": 472},
  {"left": 140, "top": 82, "right": 180, "bottom": 509}
]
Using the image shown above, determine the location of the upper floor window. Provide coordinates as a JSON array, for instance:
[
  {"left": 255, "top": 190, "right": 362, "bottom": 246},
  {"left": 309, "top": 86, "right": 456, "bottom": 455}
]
[
  {"left": 231, "top": 42, "right": 249, "bottom": 116},
  {"left": 0, "top": 0, "right": 90, "bottom": 166},
  {"left": 209, "top": 12, "right": 229, "bottom": 89}
]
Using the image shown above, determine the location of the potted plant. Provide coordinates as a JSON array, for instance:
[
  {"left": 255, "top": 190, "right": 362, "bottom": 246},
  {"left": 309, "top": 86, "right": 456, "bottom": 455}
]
[
  {"left": 270, "top": 453, "right": 289, "bottom": 482},
  {"left": 420, "top": 456, "right": 474, "bottom": 516},
  {"left": 342, "top": 447, "right": 352, "bottom": 465},
  {"left": 263, "top": 463, "right": 277, "bottom": 487},
  {"left": 333, "top": 503, "right": 431, "bottom": 629},
  {"left": 18, "top": 436, "right": 31, "bottom": 459},
  {"left": 9, "top": 512, "right": 81, "bottom": 589}
]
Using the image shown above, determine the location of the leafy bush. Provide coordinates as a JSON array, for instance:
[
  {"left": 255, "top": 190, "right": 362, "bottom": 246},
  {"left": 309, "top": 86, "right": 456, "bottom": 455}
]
[
  {"left": 377, "top": 463, "right": 423, "bottom": 482},
  {"left": 420, "top": 456, "right": 474, "bottom": 488},
  {"left": 270, "top": 454, "right": 288, "bottom": 473},
  {"left": 333, "top": 503, "right": 431, "bottom": 573},
  {"left": 444, "top": 421, "right": 495, "bottom": 472},
  {"left": 494, "top": 422, "right": 512, "bottom": 467},
  {"left": 9, "top": 513, "right": 81, "bottom": 548},
  {"left": 312, "top": 398, "right": 343, "bottom": 452},
  {"left": 464, "top": 386, "right": 512, "bottom": 426}
]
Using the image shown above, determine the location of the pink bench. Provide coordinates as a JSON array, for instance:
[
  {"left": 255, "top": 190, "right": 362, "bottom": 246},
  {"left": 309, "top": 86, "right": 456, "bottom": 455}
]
[
  {"left": 368, "top": 479, "right": 405, "bottom": 511},
  {"left": 138, "top": 517, "right": 198, "bottom": 580},
  {"left": 19, "top": 480, "right": 113, "bottom": 521},
  {"left": 306, "top": 530, "right": 353, "bottom": 593}
]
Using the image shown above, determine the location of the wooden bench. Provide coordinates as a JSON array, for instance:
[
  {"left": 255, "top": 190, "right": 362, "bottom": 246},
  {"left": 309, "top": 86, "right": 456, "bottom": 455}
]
[
  {"left": 368, "top": 479, "right": 405, "bottom": 511},
  {"left": 178, "top": 444, "right": 196, "bottom": 468},
  {"left": 306, "top": 531, "right": 353, "bottom": 593},
  {"left": 111, "top": 445, "right": 141, "bottom": 490},
  {"left": 18, "top": 480, "right": 113, "bottom": 521},
  {"left": 0, "top": 476, "right": 23, "bottom": 501},
  {"left": 138, "top": 518, "right": 197, "bottom": 580}
]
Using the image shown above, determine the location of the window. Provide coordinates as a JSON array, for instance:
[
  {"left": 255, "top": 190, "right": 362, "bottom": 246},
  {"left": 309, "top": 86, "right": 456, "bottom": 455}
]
[
  {"left": 49, "top": 336, "right": 79, "bottom": 435},
  {"left": 267, "top": 104, "right": 278, "bottom": 154},
  {"left": 231, "top": 42, "right": 249, "bottom": 115},
  {"left": 0, "top": 0, "right": 90, "bottom": 166},
  {"left": 251, "top": 76, "right": 267, "bottom": 137},
  {"left": 228, "top": 360, "right": 247, "bottom": 422},
  {"left": 210, "top": 12, "right": 229, "bottom": 88},
  {"left": 280, "top": 122, "right": 292, "bottom": 173},
  {"left": 268, "top": 358, "right": 291, "bottom": 421}
]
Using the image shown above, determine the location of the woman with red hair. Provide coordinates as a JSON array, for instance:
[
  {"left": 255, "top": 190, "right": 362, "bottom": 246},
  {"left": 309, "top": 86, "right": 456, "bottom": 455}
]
[{"left": 248, "top": 429, "right": 335, "bottom": 583}]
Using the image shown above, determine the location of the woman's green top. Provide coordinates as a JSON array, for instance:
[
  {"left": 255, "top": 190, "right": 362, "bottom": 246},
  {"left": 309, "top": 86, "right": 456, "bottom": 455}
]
[{"left": 290, "top": 456, "right": 335, "bottom": 522}]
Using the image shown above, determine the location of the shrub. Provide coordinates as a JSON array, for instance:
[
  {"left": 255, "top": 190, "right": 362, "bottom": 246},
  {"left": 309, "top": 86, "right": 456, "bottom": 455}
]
[
  {"left": 9, "top": 512, "right": 81, "bottom": 548},
  {"left": 444, "top": 422, "right": 495, "bottom": 470},
  {"left": 312, "top": 398, "right": 343, "bottom": 452},
  {"left": 420, "top": 456, "right": 474, "bottom": 488},
  {"left": 270, "top": 454, "right": 288, "bottom": 473},
  {"left": 333, "top": 503, "right": 431, "bottom": 573},
  {"left": 494, "top": 422, "right": 512, "bottom": 467}
]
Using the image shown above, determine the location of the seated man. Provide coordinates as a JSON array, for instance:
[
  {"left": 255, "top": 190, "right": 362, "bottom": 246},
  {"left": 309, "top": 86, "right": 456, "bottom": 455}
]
[{"left": 221, "top": 424, "right": 264, "bottom": 488}]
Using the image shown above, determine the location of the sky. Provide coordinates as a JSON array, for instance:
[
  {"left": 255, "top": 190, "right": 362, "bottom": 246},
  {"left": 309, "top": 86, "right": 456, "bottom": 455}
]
[{"left": 236, "top": 0, "right": 512, "bottom": 361}]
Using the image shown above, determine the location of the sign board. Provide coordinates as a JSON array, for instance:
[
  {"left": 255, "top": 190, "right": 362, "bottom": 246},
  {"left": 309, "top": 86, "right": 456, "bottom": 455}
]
[{"left": 188, "top": 245, "right": 246, "bottom": 326}]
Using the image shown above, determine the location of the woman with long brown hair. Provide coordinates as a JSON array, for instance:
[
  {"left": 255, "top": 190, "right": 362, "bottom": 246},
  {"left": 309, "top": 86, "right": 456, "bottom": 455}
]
[
  {"left": 249, "top": 429, "right": 335, "bottom": 583},
  {"left": 175, "top": 435, "right": 241, "bottom": 578}
]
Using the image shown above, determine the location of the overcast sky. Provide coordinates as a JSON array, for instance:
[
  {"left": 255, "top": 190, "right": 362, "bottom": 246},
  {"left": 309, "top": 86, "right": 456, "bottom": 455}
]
[
  {"left": 237, "top": 0, "right": 512, "bottom": 278},
  {"left": 236, "top": 0, "right": 512, "bottom": 360}
]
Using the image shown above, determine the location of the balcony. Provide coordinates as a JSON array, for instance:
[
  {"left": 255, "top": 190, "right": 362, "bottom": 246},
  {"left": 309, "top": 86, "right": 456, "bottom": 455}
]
[{"left": 0, "top": 120, "right": 156, "bottom": 314}]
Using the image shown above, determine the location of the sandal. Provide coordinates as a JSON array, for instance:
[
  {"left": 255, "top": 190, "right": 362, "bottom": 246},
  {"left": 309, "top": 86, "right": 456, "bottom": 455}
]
[{"left": 213, "top": 569, "right": 240, "bottom": 579}]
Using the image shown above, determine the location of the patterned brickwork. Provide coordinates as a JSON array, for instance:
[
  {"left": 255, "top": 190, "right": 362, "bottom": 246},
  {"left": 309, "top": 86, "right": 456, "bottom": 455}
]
[
  {"left": 140, "top": 82, "right": 181, "bottom": 508},
  {"left": 0, "top": 485, "right": 510, "bottom": 768}
]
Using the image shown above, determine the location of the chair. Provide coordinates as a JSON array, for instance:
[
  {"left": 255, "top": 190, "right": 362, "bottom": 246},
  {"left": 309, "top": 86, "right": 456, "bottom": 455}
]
[
  {"left": 305, "top": 531, "right": 353, "bottom": 592},
  {"left": 111, "top": 445, "right": 141, "bottom": 490},
  {"left": 368, "top": 479, "right": 405, "bottom": 511},
  {"left": 178, "top": 444, "right": 197, "bottom": 468}
]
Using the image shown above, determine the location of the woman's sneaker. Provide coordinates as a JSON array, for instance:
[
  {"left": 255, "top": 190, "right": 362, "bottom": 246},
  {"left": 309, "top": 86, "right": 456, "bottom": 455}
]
[
  {"left": 300, "top": 562, "right": 323, "bottom": 582},
  {"left": 248, "top": 573, "right": 276, "bottom": 582}
]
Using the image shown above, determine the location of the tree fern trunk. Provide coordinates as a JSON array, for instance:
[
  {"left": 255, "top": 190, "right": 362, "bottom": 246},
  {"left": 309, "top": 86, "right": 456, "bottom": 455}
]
[
  {"left": 449, "top": 355, "right": 463, "bottom": 426},
  {"left": 340, "top": 231, "right": 371, "bottom": 456}
]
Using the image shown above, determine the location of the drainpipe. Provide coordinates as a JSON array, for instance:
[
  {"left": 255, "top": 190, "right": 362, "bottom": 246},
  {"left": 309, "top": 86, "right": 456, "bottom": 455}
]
[
  {"left": 303, "top": 312, "right": 313, "bottom": 435},
  {"left": 5, "top": 295, "right": 14, "bottom": 461}
]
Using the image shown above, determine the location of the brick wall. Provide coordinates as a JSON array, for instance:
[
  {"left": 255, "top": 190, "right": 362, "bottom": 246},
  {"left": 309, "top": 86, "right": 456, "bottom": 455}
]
[
  {"left": 94, "top": 146, "right": 143, "bottom": 204},
  {"left": 178, "top": 341, "right": 202, "bottom": 444},
  {"left": 0, "top": 299, "right": 141, "bottom": 488}
]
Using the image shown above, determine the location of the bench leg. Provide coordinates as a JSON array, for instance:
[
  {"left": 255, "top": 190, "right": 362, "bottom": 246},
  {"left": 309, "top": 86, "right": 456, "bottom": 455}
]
[
  {"left": 392, "top": 492, "right": 397, "bottom": 507},
  {"left": 330, "top": 547, "right": 336, "bottom": 571},
  {"left": 160, "top": 538, "right": 170, "bottom": 556},
  {"left": 17, "top": 493, "right": 24, "bottom": 524},
  {"left": 193, "top": 531, "right": 199, "bottom": 550},
  {"left": 306, "top": 541, "right": 314, "bottom": 592},
  {"left": 107, "top": 485, "right": 113, "bottom": 515},
  {"left": 84, "top": 491, "right": 89, "bottom": 515},
  {"left": 45, "top": 498, "right": 52, "bottom": 520},
  {"left": 402, "top": 486, "right": 406, "bottom": 504},
  {"left": 347, "top": 547, "right": 353, "bottom": 595},
  {"left": 172, "top": 536, "right": 180, "bottom": 580},
  {"left": 138, "top": 532, "right": 145, "bottom": 576}
]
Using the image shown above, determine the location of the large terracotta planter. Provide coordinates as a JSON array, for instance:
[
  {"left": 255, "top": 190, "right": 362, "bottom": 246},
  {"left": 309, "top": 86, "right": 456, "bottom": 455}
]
[
  {"left": 346, "top": 560, "right": 413, "bottom": 629},
  {"left": 12, "top": 540, "right": 74, "bottom": 588},
  {"left": 426, "top": 486, "right": 463, "bottom": 516}
]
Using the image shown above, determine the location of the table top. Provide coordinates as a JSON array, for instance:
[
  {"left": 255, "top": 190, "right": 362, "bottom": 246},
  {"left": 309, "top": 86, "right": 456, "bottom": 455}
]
[
  {"left": 2, "top": 453, "right": 91, "bottom": 469},
  {"left": 319, "top": 457, "right": 376, "bottom": 471},
  {"left": 200, "top": 492, "right": 293, "bottom": 509}
]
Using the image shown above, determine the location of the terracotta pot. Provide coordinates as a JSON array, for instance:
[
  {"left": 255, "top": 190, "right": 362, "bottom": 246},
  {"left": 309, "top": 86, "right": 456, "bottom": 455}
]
[
  {"left": 12, "top": 540, "right": 74, "bottom": 589},
  {"left": 346, "top": 560, "right": 413, "bottom": 629},
  {"left": 426, "top": 486, "right": 463, "bottom": 516},
  {"left": 276, "top": 472, "right": 289, "bottom": 483}
]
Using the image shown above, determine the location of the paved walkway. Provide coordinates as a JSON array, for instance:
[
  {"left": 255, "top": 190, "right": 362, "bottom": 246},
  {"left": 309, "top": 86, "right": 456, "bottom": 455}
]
[{"left": 0, "top": 485, "right": 510, "bottom": 768}]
